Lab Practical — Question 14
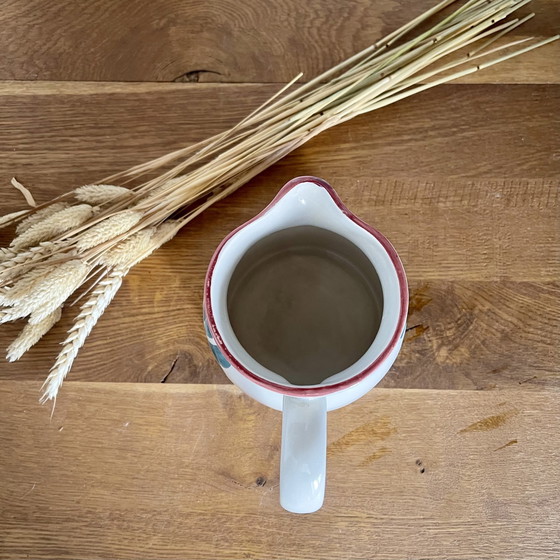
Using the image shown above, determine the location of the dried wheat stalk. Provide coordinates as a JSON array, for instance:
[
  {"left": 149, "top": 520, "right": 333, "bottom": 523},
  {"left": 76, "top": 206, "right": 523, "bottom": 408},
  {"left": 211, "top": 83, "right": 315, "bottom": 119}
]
[{"left": 0, "top": 0, "right": 557, "bottom": 403}]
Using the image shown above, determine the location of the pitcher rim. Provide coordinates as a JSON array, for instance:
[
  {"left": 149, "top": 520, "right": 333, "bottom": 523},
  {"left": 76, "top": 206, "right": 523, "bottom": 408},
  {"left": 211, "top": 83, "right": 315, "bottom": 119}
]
[{"left": 204, "top": 176, "right": 408, "bottom": 397}]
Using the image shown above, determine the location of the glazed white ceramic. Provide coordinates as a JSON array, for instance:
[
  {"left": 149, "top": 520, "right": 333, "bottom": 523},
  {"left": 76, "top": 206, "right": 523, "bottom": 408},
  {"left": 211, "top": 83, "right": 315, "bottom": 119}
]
[{"left": 204, "top": 176, "right": 408, "bottom": 514}]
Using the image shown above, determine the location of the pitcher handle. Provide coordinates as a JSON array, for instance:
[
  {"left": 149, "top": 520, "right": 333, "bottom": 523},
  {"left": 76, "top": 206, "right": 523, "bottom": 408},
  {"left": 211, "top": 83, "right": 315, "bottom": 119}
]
[{"left": 280, "top": 395, "right": 327, "bottom": 513}]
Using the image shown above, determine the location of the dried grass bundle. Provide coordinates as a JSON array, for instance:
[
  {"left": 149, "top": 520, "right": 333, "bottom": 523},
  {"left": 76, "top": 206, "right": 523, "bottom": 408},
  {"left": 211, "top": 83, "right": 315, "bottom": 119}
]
[{"left": 0, "top": 0, "right": 557, "bottom": 403}]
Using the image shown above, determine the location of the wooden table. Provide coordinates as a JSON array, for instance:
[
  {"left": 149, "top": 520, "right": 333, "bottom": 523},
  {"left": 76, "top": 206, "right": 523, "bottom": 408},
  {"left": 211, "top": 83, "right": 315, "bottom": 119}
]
[{"left": 0, "top": 1, "right": 558, "bottom": 558}]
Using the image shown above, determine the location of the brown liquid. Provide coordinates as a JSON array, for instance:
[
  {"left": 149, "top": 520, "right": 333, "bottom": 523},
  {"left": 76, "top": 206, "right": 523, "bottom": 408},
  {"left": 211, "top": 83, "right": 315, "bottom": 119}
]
[{"left": 227, "top": 226, "right": 383, "bottom": 385}]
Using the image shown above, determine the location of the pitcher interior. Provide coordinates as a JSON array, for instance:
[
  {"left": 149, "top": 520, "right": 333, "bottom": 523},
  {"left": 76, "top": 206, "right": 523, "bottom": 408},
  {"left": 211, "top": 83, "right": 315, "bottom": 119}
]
[{"left": 227, "top": 226, "right": 384, "bottom": 386}]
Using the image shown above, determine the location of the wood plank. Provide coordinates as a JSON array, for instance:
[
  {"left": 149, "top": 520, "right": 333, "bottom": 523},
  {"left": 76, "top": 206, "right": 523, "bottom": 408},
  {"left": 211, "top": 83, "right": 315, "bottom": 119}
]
[
  {"left": 0, "top": 276, "right": 557, "bottom": 390},
  {"left": 0, "top": 382, "right": 558, "bottom": 559},
  {"left": 0, "top": 82, "right": 558, "bottom": 201},
  {"left": 0, "top": 0, "right": 558, "bottom": 84},
  {"left": 395, "top": 280, "right": 559, "bottom": 390},
  {"left": 0, "top": 176, "right": 558, "bottom": 389}
]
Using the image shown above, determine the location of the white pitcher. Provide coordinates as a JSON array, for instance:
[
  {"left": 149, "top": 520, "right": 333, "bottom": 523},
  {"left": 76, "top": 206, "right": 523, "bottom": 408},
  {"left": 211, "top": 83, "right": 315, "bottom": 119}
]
[{"left": 204, "top": 176, "right": 408, "bottom": 513}]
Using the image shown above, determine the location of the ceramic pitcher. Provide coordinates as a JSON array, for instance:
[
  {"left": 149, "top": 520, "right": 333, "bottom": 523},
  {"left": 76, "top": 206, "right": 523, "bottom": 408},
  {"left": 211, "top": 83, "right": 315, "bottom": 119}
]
[{"left": 203, "top": 176, "right": 408, "bottom": 513}]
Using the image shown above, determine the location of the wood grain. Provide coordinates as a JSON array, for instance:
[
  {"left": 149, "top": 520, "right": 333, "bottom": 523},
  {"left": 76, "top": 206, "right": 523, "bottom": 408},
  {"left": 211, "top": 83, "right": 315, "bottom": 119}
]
[
  {"left": 1, "top": 2, "right": 559, "bottom": 558},
  {"left": 0, "top": 0, "right": 558, "bottom": 84},
  {"left": 0, "top": 274, "right": 557, "bottom": 390},
  {"left": 0, "top": 381, "right": 558, "bottom": 559},
  {"left": 0, "top": 174, "right": 558, "bottom": 389},
  {"left": 0, "top": 82, "right": 558, "bottom": 204}
]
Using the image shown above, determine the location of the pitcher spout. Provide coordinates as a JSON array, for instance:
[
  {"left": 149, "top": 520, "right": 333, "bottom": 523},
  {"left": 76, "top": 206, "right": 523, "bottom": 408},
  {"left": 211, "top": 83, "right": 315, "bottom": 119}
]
[{"left": 261, "top": 176, "right": 354, "bottom": 231}]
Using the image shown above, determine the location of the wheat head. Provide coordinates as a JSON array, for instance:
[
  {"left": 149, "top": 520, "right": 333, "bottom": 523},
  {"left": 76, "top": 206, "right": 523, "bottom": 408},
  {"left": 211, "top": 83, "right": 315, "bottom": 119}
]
[
  {"left": 15, "top": 202, "right": 70, "bottom": 235},
  {"left": 0, "top": 262, "right": 54, "bottom": 305},
  {"left": 6, "top": 307, "right": 62, "bottom": 362},
  {"left": 28, "top": 261, "right": 90, "bottom": 324},
  {"left": 75, "top": 210, "right": 143, "bottom": 252},
  {"left": 0, "top": 210, "right": 29, "bottom": 229},
  {"left": 40, "top": 267, "right": 126, "bottom": 403},
  {"left": 0, "top": 242, "right": 60, "bottom": 281},
  {"left": 100, "top": 227, "right": 156, "bottom": 268},
  {"left": 11, "top": 204, "right": 94, "bottom": 250},
  {"left": 74, "top": 184, "right": 133, "bottom": 205}
]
